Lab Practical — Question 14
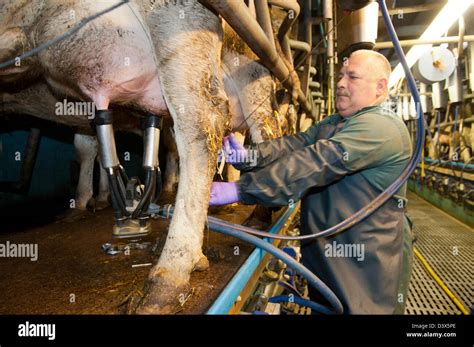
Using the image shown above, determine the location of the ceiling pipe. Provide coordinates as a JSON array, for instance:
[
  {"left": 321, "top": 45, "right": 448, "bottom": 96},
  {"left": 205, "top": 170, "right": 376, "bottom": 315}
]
[
  {"left": 289, "top": 39, "right": 311, "bottom": 53},
  {"left": 324, "top": 0, "right": 335, "bottom": 115},
  {"left": 255, "top": 0, "right": 275, "bottom": 50},
  {"left": 267, "top": 0, "right": 300, "bottom": 41},
  {"left": 457, "top": 16, "right": 465, "bottom": 60},
  {"left": 268, "top": 0, "right": 301, "bottom": 75},
  {"left": 375, "top": 35, "right": 474, "bottom": 49},
  {"left": 300, "top": 0, "right": 313, "bottom": 98},
  {"left": 200, "top": 0, "right": 315, "bottom": 119}
]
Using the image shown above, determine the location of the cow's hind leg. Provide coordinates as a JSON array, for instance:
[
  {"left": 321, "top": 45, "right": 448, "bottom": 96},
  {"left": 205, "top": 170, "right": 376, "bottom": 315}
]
[
  {"left": 95, "top": 159, "right": 111, "bottom": 210},
  {"left": 161, "top": 127, "right": 179, "bottom": 203},
  {"left": 74, "top": 133, "right": 97, "bottom": 210},
  {"left": 137, "top": 1, "right": 229, "bottom": 313}
]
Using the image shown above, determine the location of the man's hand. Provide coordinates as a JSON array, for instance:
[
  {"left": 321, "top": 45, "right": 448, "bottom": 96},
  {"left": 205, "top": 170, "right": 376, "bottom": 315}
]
[
  {"left": 209, "top": 182, "right": 239, "bottom": 206},
  {"left": 222, "top": 133, "right": 247, "bottom": 164}
]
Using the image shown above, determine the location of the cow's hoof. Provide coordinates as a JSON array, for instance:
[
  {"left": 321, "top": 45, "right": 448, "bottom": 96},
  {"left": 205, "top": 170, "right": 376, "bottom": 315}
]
[
  {"left": 135, "top": 279, "right": 192, "bottom": 314},
  {"left": 93, "top": 199, "right": 110, "bottom": 211},
  {"left": 193, "top": 255, "right": 209, "bottom": 272},
  {"left": 86, "top": 197, "right": 110, "bottom": 211}
]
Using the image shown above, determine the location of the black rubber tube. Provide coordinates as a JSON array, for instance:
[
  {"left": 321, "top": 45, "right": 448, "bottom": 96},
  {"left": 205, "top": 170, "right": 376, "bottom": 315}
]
[
  {"left": 132, "top": 169, "right": 155, "bottom": 218},
  {"left": 108, "top": 173, "right": 129, "bottom": 218}
]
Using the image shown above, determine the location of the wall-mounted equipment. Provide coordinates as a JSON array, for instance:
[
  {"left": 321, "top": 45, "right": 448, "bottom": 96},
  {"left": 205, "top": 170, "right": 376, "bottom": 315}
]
[{"left": 413, "top": 47, "right": 456, "bottom": 84}]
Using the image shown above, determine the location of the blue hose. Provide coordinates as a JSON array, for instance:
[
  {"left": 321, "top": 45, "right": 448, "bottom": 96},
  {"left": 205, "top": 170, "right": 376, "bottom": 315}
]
[
  {"left": 452, "top": 104, "right": 459, "bottom": 146},
  {"left": 278, "top": 281, "right": 303, "bottom": 298},
  {"left": 269, "top": 295, "right": 334, "bottom": 315},
  {"left": 208, "top": 216, "right": 344, "bottom": 314},
  {"left": 215, "top": 0, "right": 426, "bottom": 241},
  {"left": 155, "top": 206, "right": 343, "bottom": 314},
  {"left": 437, "top": 109, "right": 441, "bottom": 156}
]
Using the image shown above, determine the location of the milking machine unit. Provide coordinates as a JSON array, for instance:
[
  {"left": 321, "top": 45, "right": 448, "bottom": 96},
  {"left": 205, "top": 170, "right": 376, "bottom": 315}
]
[{"left": 93, "top": 110, "right": 162, "bottom": 238}]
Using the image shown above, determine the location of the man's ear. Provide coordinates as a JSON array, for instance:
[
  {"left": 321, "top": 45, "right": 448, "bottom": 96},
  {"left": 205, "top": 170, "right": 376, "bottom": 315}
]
[{"left": 376, "top": 78, "right": 388, "bottom": 97}]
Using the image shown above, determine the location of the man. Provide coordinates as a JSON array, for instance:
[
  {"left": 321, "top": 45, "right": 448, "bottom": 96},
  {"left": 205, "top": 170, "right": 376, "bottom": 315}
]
[{"left": 210, "top": 49, "right": 414, "bottom": 314}]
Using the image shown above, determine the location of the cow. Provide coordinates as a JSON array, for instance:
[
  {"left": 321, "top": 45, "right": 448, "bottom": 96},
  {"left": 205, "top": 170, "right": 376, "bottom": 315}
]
[
  {"left": 428, "top": 124, "right": 472, "bottom": 164},
  {"left": 0, "top": 0, "right": 295, "bottom": 313}
]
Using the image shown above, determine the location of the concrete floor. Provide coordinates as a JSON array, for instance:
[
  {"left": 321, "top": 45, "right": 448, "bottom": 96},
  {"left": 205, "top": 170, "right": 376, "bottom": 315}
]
[{"left": 0, "top": 204, "right": 256, "bottom": 314}]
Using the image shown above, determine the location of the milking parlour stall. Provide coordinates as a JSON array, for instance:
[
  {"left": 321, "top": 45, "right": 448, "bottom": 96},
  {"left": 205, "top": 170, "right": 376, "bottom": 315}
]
[{"left": 1, "top": 0, "right": 473, "bottom": 345}]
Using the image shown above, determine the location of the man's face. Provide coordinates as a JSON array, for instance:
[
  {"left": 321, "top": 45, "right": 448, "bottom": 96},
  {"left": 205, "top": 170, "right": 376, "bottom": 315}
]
[{"left": 336, "top": 54, "right": 385, "bottom": 117}]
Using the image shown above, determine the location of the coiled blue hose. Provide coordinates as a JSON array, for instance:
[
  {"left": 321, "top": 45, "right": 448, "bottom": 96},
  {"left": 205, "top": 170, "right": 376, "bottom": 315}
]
[
  {"left": 215, "top": 0, "right": 426, "bottom": 241},
  {"left": 154, "top": 205, "right": 343, "bottom": 314},
  {"left": 206, "top": 215, "right": 344, "bottom": 314}
]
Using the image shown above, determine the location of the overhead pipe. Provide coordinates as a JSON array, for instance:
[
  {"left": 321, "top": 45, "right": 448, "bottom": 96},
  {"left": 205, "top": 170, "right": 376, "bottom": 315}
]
[
  {"left": 457, "top": 16, "right": 465, "bottom": 60},
  {"left": 377, "top": 3, "right": 443, "bottom": 16},
  {"left": 290, "top": 39, "right": 312, "bottom": 73},
  {"left": 374, "top": 35, "right": 474, "bottom": 49},
  {"left": 289, "top": 39, "right": 311, "bottom": 54},
  {"left": 247, "top": 0, "right": 256, "bottom": 19},
  {"left": 324, "top": 0, "right": 335, "bottom": 115},
  {"left": 255, "top": 0, "right": 275, "bottom": 50},
  {"left": 267, "top": 0, "right": 300, "bottom": 41},
  {"left": 290, "top": 39, "right": 311, "bottom": 71},
  {"left": 201, "top": 0, "right": 315, "bottom": 119},
  {"left": 300, "top": 0, "right": 313, "bottom": 98},
  {"left": 293, "top": 0, "right": 313, "bottom": 131},
  {"left": 268, "top": 0, "right": 301, "bottom": 72},
  {"left": 298, "top": 65, "right": 317, "bottom": 76}
]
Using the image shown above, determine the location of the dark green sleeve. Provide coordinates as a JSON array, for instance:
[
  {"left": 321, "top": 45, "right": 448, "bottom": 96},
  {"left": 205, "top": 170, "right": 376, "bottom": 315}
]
[
  {"left": 236, "top": 113, "right": 407, "bottom": 206},
  {"left": 233, "top": 119, "right": 323, "bottom": 172},
  {"left": 236, "top": 139, "right": 347, "bottom": 206}
]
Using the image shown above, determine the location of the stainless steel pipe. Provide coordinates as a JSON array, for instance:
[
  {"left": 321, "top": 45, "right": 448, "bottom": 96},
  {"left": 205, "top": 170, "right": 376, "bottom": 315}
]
[{"left": 201, "top": 0, "right": 314, "bottom": 119}]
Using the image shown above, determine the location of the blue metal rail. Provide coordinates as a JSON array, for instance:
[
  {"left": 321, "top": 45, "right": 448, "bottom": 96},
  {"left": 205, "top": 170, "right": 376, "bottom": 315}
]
[
  {"left": 424, "top": 157, "right": 474, "bottom": 170},
  {"left": 206, "top": 204, "right": 299, "bottom": 314}
]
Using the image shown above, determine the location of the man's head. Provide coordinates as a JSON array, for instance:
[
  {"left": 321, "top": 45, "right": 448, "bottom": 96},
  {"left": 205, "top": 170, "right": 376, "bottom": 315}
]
[{"left": 336, "top": 49, "right": 391, "bottom": 117}]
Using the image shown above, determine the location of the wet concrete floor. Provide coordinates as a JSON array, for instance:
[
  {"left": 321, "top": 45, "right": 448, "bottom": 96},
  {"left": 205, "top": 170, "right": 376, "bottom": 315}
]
[{"left": 0, "top": 205, "right": 256, "bottom": 314}]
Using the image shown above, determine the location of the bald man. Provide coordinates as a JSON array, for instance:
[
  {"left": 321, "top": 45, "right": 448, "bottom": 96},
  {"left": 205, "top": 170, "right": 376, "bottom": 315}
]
[{"left": 210, "top": 49, "right": 414, "bottom": 314}]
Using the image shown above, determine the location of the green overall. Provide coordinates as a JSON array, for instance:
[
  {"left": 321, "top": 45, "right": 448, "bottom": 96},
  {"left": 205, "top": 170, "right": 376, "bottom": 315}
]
[{"left": 235, "top": 105, "right": 414, "bottom": 314}]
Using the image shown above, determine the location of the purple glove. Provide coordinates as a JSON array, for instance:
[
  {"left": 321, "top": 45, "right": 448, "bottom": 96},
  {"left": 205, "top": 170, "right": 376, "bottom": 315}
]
[
  {"left": 210, "top": 182, "right": 239, "bottom": 206},
  {"left": 221, "top": 133, "right": 247, "bottom": 165}
]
